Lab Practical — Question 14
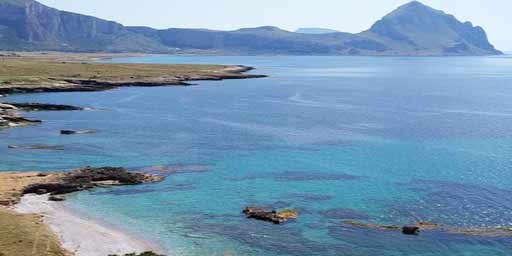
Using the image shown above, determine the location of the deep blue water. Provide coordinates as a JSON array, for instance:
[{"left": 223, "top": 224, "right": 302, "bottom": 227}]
[{"left": 2, "top": 55, "right": 512, "bottom": 255}]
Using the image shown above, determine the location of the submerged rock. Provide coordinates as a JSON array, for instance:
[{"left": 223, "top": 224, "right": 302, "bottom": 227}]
[
  {"left": 60, "top": 130, "right": 96, "bottom": 135},
  {"left": 8, "top": 144, "right": 64, "bottom": 150},
  {"left": 243, "top": 206, "right": 299, "bottom": 224}
]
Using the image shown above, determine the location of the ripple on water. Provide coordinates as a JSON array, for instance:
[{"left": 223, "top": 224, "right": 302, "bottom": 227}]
[{"left": 388, "top": 180, "right": 512, "bottom": 228}]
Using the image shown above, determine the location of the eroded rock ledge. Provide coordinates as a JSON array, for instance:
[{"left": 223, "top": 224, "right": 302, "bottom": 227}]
[
  {"left": 0, "top": 102, "right": 83, "bottom": 128},
  {"left": 0, "top": 167, "right": 164, "bottom": 206},
  {"left": 22, "top": 167, "right": 164, "bottom": 198}
]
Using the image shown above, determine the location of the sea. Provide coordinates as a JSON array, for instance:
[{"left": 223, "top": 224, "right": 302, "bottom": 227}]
[{"left": 1, "top": 55, "right": 512, "bottom": 255}]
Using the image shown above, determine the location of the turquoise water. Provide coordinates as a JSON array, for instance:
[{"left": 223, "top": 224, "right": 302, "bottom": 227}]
[{"left": 2, "top": 56, "right": 512, "bottom": 255}]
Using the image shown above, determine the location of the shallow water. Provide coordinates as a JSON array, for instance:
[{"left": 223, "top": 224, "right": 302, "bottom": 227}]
[{"left": 2, "top": 55, "right": 512, "bottom": 255}]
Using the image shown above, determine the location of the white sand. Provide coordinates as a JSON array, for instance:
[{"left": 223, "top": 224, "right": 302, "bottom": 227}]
[{"left": 15, "top": 194, "right": 161, "bottom": 256}]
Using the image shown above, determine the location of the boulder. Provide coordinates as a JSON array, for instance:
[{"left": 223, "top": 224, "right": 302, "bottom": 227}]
[
  {"left": 402, "top": 226, "right": 420, "bottom": 235},
  {"left": 48, "top": 195, "right": 66, "bottom": 202},
  {"left": 243, "top": 206, "right": 299, "bottom": 224}
]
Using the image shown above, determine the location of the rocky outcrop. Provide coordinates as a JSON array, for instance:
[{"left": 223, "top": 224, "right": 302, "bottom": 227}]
[
  {"left": 22, "top": 167, "right": 164, "bottom": 197},
  {"left": 0, "top": 103, "right": 41, "bottom": 128},
  {"left": 0, "top": 102, "right": 83, "bottom": 129},
  {"left": 243, "top": 206, "right": 299, "bottom": 224},
  {"left": 4, "top": 102, "right": 83, "bottom": 111}
]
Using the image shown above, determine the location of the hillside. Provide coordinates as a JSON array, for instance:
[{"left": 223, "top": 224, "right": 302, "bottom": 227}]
[{"left": 0, "top": 0, "right": 502, "bottom": 55}]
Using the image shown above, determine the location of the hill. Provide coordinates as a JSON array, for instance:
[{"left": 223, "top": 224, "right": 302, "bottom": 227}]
[{"left": 0, "top": 0, "right": 502, "bottom": 55}]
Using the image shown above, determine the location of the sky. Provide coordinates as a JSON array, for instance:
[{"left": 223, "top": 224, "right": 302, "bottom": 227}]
[{"left": 38, "top": 0, "right": 511, "bottom": 51}]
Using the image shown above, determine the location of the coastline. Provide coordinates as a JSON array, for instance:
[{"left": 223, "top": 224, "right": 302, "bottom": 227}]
[
  {"left": 0, "top": 168, "right": 167, "bottom": 256},
  {"left": 0, "top": 52, "right": 267, "bottom": 255},
  {"left": 14, "top": 194, "right": 163, "bottom": 256},
  {"left": 0, "top": 52, "right": 266, "bottom": 129}
]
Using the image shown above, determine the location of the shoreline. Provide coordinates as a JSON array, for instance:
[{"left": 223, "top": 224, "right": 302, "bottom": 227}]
[
  {"left": 0, "top": 168, "right": 166, "bottom": 256},
  {"left": 0, "top": 52, "right": 266, "bottom": 129},
  {"left": 14, "top": 194, "right": 164, "bottom": 256}
]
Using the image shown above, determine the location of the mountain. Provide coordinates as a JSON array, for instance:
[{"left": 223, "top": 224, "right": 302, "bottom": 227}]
[
  {"left": 0, "top": 0, "right": 168, "bottom": 52},
  {"left": 295, "top": 28, "right": 340, "bottom": 34},
  {"left": 0, "top": 0, "right": 502, "bottom": 55},
  {"left": 360, "top": 1, "right": 501, "bottom": 55}
]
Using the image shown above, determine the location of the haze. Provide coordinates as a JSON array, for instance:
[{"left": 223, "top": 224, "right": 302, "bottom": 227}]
[{"left": 38, "top": 0, "right": 511, "bottom": 51}]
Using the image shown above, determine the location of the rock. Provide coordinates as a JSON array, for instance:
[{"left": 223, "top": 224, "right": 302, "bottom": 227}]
[
  {"left": 22, "top": 167, "right": 165, "bottom": 197},
  {"left": 8, "top": 145, "right": 64, "bottom": 150},
  {"left": 0, "top": 103, "right": 17, "bottom": 110},
  {"left": 402, "top": 226, "right": 420, "bottom": 235},
  {"left": 48, "top": 195, "right": 65, "bottom": 202},
  {"left": 109, "top": 251, "right": 165, "bottom": 256},
  {"left": 0, "top": 200, "right": 12, "bottom": 206},
  {"left": 23, "top": 183, "right": 89, "bottom": 195},
  {"left": 4, "top": 103, "right": 83, "bottom": 111},
  {"left": 60, "top": 130, "right": 96, "bottom": 135},
  {"left": 243, "top": 206, "right": 299, "bottom": 224}
]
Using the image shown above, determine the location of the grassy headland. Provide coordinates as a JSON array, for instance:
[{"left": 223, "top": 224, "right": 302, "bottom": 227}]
[
  {"left": 0, "top": 52, "right": 264, "bottom": 94},
  {"left": 0, "top": 52, "right": 265, "bottom": 128}
]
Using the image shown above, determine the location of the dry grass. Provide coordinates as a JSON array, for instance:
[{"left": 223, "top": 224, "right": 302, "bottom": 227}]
[
  {"left": 0, "top": 57, "right": 229, "bottom": 85},
  {"left": 0, "top": 172, "right": 62, "bottom": 206},
  {"left": 0, "top": 208, "right": 71, "bottom": 256},
  {"left": 0, "top": 172, "right": 70, "bottom": 256}
]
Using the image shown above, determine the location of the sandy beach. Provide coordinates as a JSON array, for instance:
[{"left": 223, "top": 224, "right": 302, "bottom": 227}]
[{"left": 14, "top": 194, "right": 161, "bottom": 256}]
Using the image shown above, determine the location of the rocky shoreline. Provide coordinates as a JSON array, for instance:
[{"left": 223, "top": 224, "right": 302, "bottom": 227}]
[
  {"left": 0, "top": 65, "right": 265, "bottom": 95},
  {"left": 0, "top": 102, "right": 84, "bottom": 128},
  {"left": 0, "top": 167, "right": 166, "bottom": 256}
]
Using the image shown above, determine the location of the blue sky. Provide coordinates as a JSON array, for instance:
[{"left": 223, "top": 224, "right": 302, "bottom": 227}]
[{"left": 38, "top": 0, "right": 511, "bottom": 51}]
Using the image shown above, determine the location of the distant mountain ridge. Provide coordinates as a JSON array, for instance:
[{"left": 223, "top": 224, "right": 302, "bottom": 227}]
[
  {"left": 0, "top": 0, "right": 502, "bottom": 55},
  {"left": 295, "top": 28, "right": 340, "bottom": 34}
]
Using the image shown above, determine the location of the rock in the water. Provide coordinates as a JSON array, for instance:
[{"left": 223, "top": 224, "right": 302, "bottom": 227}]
[
  {"left": 8, "top": 145, "right": 64, "bottom": 150},
  {"left": 109, "top": 251, "right": 165, "bottom": 256},
  {"left": 4, "top": 102, "right": 83, "bottom": 111},
  {"left": 48, "top": 195, "right": 66, "bottom": 202},
  {"left": 22, "top": 167, "right": 165, "bottom": 198},
  {"left": 60, "top": 130, "right": 96, "bottom": 135},
  {"left": 243, "top": 206, "right": 299, "bottom": 224},
  {"left": 23, "top": 183, "right": 91, "bottom": 195},
  {"left": 402, "top": 226, "right": 420, "bottom": 235}
]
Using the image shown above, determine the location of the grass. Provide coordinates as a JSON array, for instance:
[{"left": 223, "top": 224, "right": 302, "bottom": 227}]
[
  {"left": 0, "top": 208, "right": 70, "bottom": 256},
  {"left": 0, "top": 173, "right": 69, "bottom": 256},
  {"left": 0, "top": 57, "right": 229, "bottom": 85}
]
